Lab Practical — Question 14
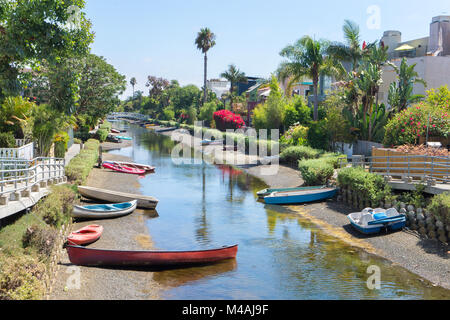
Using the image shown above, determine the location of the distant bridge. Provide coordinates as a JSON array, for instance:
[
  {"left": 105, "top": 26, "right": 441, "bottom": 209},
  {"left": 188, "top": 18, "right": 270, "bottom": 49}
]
[{"left": 107, "top": 112, "right": 148, "bottom": 121}]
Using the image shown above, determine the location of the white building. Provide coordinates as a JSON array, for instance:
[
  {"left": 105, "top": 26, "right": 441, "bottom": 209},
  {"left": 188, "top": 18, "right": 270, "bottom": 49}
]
[
  {"left": 206, "top": 79, "right": 230, "bottom": 98},
  {"left": 379, "top": 15, "right": 450, "bottom": 107}
]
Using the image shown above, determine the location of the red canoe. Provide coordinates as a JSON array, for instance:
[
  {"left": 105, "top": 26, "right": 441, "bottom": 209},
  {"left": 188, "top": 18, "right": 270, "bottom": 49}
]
[
  {"left": 110, "top": 129, "right": 120, "bottom": 133},
  {"left": 65, "top": 244, "right": 238, "bottom": 267},
  {"left": 102, "top": 162, "right": 145, "bottom": 175},
  {"left": 67, "top": 225, "right": 103, "bottom": 246}
]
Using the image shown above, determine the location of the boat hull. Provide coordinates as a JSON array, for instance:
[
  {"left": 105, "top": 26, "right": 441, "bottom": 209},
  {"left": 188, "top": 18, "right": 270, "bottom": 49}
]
[
  {"left": 257, "top": 186, "right": 326, "bottom": 199},
  {"left": 71, "top": 201, "right": 138, "bottom": 219},
  {"left": 347, "top": 209, "right": 406, "bottom": 235},
  {"left": 264, "top": 188, "right": 337, "bottom": 205},
  {"left": 102, "top": 162, "right": 145, "bottom": 175},
  {"left": 67, "top": 225, "right": 103, "bottom": 245},
  {"left": 78, "top": 186, "right": 158, "bottom": 209},
  {"left": 65, "top": 244, "right": 238, "bottom": 267},
  {"left": 103, "top": 161, "right": 155, "bottom": 172}
]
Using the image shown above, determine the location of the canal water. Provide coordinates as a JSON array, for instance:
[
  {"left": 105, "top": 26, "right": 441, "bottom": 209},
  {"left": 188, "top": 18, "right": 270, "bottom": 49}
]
[{"left": 109, "top": 123, "right": 450, "bottom": 300}]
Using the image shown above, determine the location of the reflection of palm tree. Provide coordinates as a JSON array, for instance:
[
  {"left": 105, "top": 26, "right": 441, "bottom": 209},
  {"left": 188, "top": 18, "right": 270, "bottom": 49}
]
[{"left": 195, "top": 164, "right": 210, "bottom": 244}]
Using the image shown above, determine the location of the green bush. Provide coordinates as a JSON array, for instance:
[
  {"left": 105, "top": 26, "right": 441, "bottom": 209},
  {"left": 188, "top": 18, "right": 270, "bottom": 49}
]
[
  {"left": 427, "top": 193, "right": 450, "bottom": 225},
  {"left": 99, "top": 120, "right": 112, "bottom": 132},
  {"left": 34, "top": 185, "right": 76, "bottom": 228},
  {"left": 66, "top": 139, "right": 100, "bottom": 184},
  {"left": 0, "top": 132, "right": 16, "bottom": 148},
  {"left": 337, "top": 167, "right": 387, "bottom": 204},
  {"left": 321, "top": 153, "right": 348, "bottom": 169},
  {"left": 73, "top": 138, "right": 82, "bottom": 144},
  {"left": 307, "top": 120, "right": 329, "bottom": 150},
  {"left": 280, "top": 146, "right": 322, "bottom": 165},
  {"left": 298, "top": 159, "right": 334, "bottom": 186},
  {"left": 95, "top": 129, "right": 108, "bottom": 142},
  {"left": 22, "top": 225, "right": 57, "bottom": 257}
]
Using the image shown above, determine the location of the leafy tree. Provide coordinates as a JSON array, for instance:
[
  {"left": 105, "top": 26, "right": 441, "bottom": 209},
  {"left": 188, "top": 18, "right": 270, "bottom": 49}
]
[
  {"left": 195, "top": 28, "right": 216, "bottom": 105},
  {"left": 220, "top": 64, "right": 247, "bottom": 105},
  {"left": 278, "top": 36, "right": 343, "bottom": 121},
  {"left": 0, "top": 0, "right": 94, "bottom": 100},
  {"left": 388, "top": 58, "right": 427, "bottom": 112},
  {"left": 198, "top": 101, "right": 218, "bottom": 127}
]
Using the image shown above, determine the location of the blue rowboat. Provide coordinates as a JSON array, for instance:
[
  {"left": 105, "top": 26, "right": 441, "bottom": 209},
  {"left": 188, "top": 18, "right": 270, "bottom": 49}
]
[
  {"left": 71, "top": 200, "right": 138, "bottom": 219},
  {"left": 348, "top": 208, "right": 406, "bottom": 235},
  {"left": 263, "top": 187, "right": 337, "bottom": 205},
  {"left": 115, "top": 135, "right": 132, "bottom": 141},
  {"left": 257, "top": 186, "right": 327, "bottom": 199}
]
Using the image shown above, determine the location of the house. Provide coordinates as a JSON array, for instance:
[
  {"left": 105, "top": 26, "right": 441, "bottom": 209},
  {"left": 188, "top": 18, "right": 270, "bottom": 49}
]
[
  {"left": 378, "top": 15, "right": 450, "bottom": 107},
  {"left": 206, "top": 79, "right": 230, "bottom": 98}
]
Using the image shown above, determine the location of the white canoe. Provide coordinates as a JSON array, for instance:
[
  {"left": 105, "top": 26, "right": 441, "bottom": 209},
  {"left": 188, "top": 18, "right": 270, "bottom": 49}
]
[
  {"left": 72, "top": 200, "right": 138, "bottom": 219},
  {"left": 103, "top": 161, "right": 155, "bottom": 172},
  {"left": 78, "top": 186, "right": 158, "bottom": 209}
]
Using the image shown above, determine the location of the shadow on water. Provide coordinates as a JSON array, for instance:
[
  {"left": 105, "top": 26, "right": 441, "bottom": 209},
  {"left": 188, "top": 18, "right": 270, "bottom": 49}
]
[{"left": 106, "top": 122, "right": 450, "bottom": 300}]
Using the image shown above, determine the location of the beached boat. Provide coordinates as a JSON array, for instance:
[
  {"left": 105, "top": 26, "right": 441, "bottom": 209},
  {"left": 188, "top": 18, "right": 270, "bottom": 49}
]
[
  {"left": 110, "top": 129, "right": 120, "bottom": 134},
  {"left": 71, "top": 200, "right": 138, "bottom": 219},
  {"left": 257, "top": 186, "right": 327, "bottom": 199},
  {"left": 78, "top": 186, "right": 159, "bottom": 209},
  {"left": 67, "top": 225, "right": 104, "bottom": 245},
  {"left": 348, "top": 208, "right": 406, "bottom": 235},
  {"left": 103, "top": 161, "right": 155, "bottom": 173},
  {"left": 201, "top": 139, "right": 223, "bottom": 146},
  {"left": 263, "top": 187, "right": 337, "bottom": 205},
  {"left": 64, "top": 244, "right": 238, "bottom": 267},
  {"left": 106, "top": 134, "right": 121, "bottom": 143},
  {"left": 102, "top": 162, "right": 145, "bottom": 175},
  {"left": 115, "top": 135, "right": 132, "bottom": 141}
]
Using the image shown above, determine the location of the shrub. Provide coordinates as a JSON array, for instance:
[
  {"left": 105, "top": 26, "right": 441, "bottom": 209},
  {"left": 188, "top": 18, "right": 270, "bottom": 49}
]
[
  {"left": 280, "top": 146, "right": 322, "bottom": 165},
  {"left": 280, "top": 124, "right": 309, "bottom": 146},
  {"left": 321, "top": 153, "right": 348, "bottom": 169},
  {"left": 0, "top": 132, "right": 16, "bottom": 148},
  {"left": 0, "top": 254, "right": 45, "bottom": 300},
  {"left": 53, "top": 131, "right": 70, "bottom": 158},
  {"left": 66, "top": 139, "right": 100, "bottom": 184},
  {"left": 337, "top": 167, "right": 387, "bottom": 204},
  {"left": 427, "top": 193, "right": 450, "bottom": 225},
  {"left": 307, "top": 120, "right": 329, "bottom": 150},
  {"left": 99, "top": 120, "right": 112, "bottom": 132},
  {"left": 298, "top": 159, "right": 334, "bottom": 186},
  {"left": 22, "top": 225, "right": 57, "bottom": 257},
  {"left": 34, "top": 185, "right": 76, "bottom": 228},
  {"left": 73, "top": 138, "right": 82, "bottom": 144},
  {"left": 292, "top": 95, "right": 311, "bottom": 125},
  {"left": 214, "top": 109, "right": 245, "bottom": 130},
  {"left": 199, "top": 101, "right": 218, "bottom": 127}
]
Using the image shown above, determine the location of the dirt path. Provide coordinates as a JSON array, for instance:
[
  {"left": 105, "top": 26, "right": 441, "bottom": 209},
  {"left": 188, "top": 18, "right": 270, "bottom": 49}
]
[{"left": 49, "top": 152, "right": 165, "bottom": 300}]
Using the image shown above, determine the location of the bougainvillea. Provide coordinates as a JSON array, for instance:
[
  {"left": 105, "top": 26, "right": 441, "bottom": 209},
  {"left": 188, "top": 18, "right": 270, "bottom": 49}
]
[
  {"left": 383, "top": 102, "right": 449, "bottom": 146},
  {"left": 213, "top": 109, "right": 245, "bottom": 131}
]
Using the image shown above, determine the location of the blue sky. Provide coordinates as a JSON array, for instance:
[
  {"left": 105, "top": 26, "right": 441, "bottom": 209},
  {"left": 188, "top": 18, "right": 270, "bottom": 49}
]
[{"left": 84, "top": 0, "right": 449, "bottom": 99}]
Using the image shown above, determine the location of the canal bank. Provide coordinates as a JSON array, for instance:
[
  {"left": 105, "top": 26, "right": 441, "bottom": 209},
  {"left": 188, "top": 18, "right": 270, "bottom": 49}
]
[
  {"left": 156, "top": 125, "right": 450, "bottom": 292},
  {"left": 49, "top": 151, "right": 164, "bottom": 300}
]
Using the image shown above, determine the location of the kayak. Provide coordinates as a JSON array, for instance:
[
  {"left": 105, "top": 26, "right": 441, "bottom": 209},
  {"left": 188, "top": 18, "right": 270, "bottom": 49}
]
[
  {"left": 115, "top": 135, "right": 132, "bottom": 141},
  {"left": 102, "top": 162, "right": 145, "bottom": 175},
  {"left": 64, "top": 244, "right": 238, "bottom": 267},
  {"left": 110, "top": 129, "right": 120, "bottom": 133},
  {"left": 67, "top": 225, "right": 104, "bottom": 245},
  {"left": 264, "top": 187, "right": 337, "bottom": 205},
  {"left": 103, "top": 161, "right": 155, "bottom": 173},
  {"left": 257, "top": 186, "right": 327, "bottom": 199},
  {"left": 71, "top": 200, "right": 138, "bottom": 219},
  {"left": 78, "top": 186, "right": 159, "bottom": 209}
]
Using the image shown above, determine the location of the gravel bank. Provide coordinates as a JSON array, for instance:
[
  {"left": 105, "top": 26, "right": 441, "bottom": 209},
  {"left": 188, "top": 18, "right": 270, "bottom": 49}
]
[{"left": 49, "top": 151, "right": 164, "bottom": 300}]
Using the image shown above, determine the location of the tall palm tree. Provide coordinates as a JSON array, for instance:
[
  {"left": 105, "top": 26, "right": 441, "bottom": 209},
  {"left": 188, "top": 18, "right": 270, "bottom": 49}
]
[
  {"left": 220, "top": 64, "right": 247, "bottom": 106},
  {"left": 327, "top": 20, "right": 364, "bottom": 72},
  {"left": 278, "top": 36, "right": 343, "bottom": 121},
  {"left": 130, "top": 77, "right": 137, "bottom": 98},
  {"left": 195, "top": 28, "right": 216, "bottom": 105}
]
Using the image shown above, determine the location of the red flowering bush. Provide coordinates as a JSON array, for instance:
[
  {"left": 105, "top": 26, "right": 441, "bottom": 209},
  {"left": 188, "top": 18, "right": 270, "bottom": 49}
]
[
  {"left": 213, "top": 109, "right": 245, "bottom": 131},
  {"left": 383, "top": 102, "right": 449, "bottom": 146}
]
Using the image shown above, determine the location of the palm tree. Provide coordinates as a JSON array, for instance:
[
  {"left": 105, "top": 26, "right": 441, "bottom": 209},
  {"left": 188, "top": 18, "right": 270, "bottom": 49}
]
[
  {"left": 220, "top": 64, "right": 247, "bottom": 106},
  {"left": 278, "top": 36, "right": 343, "bottom": 121},
  {"left": 130, "top": 77, "right": 137, "bottom": 98},
  {"left": 327, "top": 20, "right": 364, "bottom": 72},
  {"left": 195, "top": 28, "right": 216, "bottom": 105}
]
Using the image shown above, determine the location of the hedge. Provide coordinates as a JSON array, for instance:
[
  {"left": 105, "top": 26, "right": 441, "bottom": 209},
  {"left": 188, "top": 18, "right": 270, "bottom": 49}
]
[
  {"left": 337, "top": 167, "right": 387, "bottom": 204},
  {"left": 298, "top": 159, "right": 334, "bottom": 186},
  {"left": 427, "top": 193, "right": 450, "bottom": 225},
  {"left": 65, "top": 139, "right": 100, "bottom": 184},
  {"left": 280, "top": 146, "right": 322, "bottom": 165},
  {"left": 0, "top": 132, "right": 16, "bottom": 148}
]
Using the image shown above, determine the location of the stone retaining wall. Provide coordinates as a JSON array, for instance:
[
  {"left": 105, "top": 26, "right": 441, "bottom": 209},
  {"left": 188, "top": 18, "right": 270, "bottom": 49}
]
[{"left": 337, "top": 187, "right": 449, "bottom": 244}]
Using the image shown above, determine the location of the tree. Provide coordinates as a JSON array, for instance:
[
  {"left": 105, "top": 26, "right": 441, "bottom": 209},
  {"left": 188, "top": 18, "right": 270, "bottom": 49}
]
[
  {"left": 388, "top": 58, "right": 427, "bottom": 112},
  {"left": 278, "top": 36, "right": 343, "bottom": 121},
  {"left": 195, "top": 28, "right": 216, "bottom": 105},
  {"left": 130, "top": 77, "right": 137, "bottom": 98},
  {"left": 0, "top": 0, "right": 94, "bottom": 100},
  {"left": 220, "top": 64, "right": 247, "bottom": 105}
]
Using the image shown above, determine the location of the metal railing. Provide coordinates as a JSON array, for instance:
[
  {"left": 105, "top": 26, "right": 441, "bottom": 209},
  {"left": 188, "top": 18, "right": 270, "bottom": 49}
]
[
  {"left": 0, "top": 142, "right": 34, "bottom": 160},
  {"left": 0, "top": 157, "right": 65, "bottom": 196},
  {"left": 339, "top": 155, "right": 450, "bottom": 184}
]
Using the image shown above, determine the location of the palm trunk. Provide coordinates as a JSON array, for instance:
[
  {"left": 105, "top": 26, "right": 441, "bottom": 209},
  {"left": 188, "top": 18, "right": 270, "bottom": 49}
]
[
  {"left": 313, "top": 76, "right": 319, "bottom": 121},
  {"left": 203, "top": 53, "right": 208, "bottom": 105}
]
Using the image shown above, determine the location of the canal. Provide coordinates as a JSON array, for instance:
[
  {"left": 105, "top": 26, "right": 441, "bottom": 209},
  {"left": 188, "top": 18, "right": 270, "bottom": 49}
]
[{"left": 109, "top": 123, "right": 450, "bottom": 300}]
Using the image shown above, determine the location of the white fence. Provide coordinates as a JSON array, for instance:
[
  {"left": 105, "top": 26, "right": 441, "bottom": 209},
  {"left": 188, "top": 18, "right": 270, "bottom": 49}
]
[{"left": 0, "top": 143, "right": 34, "bottom": 160}]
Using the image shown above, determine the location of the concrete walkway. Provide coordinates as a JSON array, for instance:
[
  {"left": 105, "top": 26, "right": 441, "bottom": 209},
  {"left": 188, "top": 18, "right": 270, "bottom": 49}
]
[{"left": 65, "top": 144, "right": 81, "bottom": 166}]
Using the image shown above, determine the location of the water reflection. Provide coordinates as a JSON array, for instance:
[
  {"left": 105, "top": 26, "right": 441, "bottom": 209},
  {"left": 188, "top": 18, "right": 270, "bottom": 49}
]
[{"left": 108, "top": 123, "right": 450, "bottom": 300}]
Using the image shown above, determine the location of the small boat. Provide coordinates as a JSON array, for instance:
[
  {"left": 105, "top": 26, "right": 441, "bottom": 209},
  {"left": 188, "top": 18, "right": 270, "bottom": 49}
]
[
  {"left": 201, "top": 139, "right": 223, "bottom": 146},
  {"left": 257, "top": 186, "right": 327, "bottom": 199},
  {"left": 102, "top": 162, "right": 145, "bottom": 175},
  {"left": 67, "top": 225, "right": 104, "bottom": 245},
  {"left": 71, "top": 200, "right": 138, "bottom": 219},
  {"left": 106, "top": 134, "right": 121, "bottom": 143},
  {"left": 348, "top": 208, "right": 406, "bottom": 235},
  {"left": 263, "top": 187, "right": 337, "bottom": 205},
  {"left": 78, "top": 186, "right": 159, "bottom": 209},
  {"left": 110, "top": 129, "right": 120, "bottom": 134},
  {"left": 64, "top": 244, "right": 238, "bottom": 267},
  {"left": 115, "top": 135, "right": 132, "bottom": 141},
  {"left": 103, "top": 161, "right": 155, "bottom": 173}
]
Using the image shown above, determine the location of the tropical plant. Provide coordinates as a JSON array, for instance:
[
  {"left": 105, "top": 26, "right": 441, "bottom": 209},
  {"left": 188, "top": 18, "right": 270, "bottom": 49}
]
[
  {"left": 220, "top": 64, "right": 247, "bottom": 105},
  {"left": 388, "top": 58, "right": 427, "bottom": 112},
  {"left": 195, "top": 28, "right": 216, "bottom": 105},
  {"left": 278, "top": 36, "right": 344, "bottom": 121},
  {"left": 130, "top": 77, "right": 137, "bottom": 98},
  {"left": 198, "top": 101, "right": 218, "bottom": 127},
  {"left": 0, "top": 96, "right": 35, "bottom": 141}
]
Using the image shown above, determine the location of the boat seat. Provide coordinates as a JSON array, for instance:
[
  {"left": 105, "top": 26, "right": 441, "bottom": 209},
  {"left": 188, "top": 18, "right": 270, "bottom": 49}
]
[{"left": 359, "top": 214, "right": 375, "bottom": 226}]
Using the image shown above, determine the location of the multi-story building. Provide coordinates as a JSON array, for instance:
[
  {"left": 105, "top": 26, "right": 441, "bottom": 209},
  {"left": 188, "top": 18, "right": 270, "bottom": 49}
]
[{"left": 379, "top": 15, "right": 450, "bottom": 107}]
